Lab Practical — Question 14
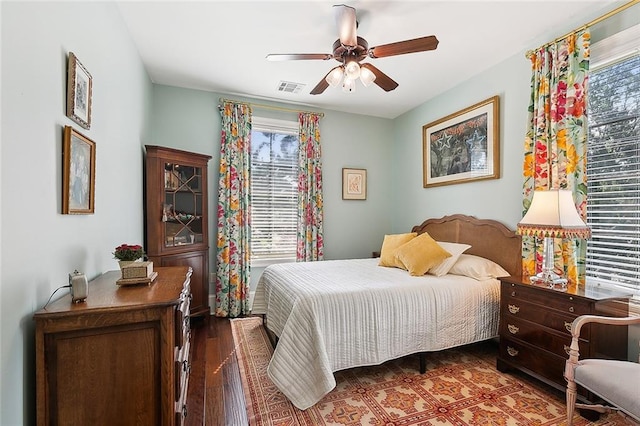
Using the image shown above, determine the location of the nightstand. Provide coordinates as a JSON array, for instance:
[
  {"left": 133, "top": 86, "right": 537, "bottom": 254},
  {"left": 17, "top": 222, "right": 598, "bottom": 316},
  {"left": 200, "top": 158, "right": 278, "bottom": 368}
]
[{"left": 497, "top": 276, "right": 630, "bottom": 401}]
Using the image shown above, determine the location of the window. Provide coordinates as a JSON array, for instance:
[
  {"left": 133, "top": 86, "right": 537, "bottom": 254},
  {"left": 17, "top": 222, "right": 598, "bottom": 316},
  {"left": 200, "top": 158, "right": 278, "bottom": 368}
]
[
  {"left": 250, "top": 117, "right": 298, "bottom": 265},
  {"left": 586, "top": 24, "right": 640, "bottom": 293}
]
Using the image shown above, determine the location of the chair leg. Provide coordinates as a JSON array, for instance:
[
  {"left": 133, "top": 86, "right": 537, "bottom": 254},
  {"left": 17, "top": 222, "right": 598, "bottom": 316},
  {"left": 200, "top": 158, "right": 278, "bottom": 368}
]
[{"left": 567, "top": 381, "right": 577, "bottom": 426}]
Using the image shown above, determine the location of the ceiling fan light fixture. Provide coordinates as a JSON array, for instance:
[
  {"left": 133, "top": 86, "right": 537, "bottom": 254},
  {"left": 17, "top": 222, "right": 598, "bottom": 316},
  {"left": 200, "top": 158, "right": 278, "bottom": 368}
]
[
  {"left": 359, "top": 66, "right": 376, "bottom": 87},
  {"left": 326, "top": 66, "right": 344, "bottom": 87},
  {"left": 344, "top": 60, "right": 360, "bottom": 80},
  {"left": 342, "top": 77, "right": 356, "bottom": 93}
]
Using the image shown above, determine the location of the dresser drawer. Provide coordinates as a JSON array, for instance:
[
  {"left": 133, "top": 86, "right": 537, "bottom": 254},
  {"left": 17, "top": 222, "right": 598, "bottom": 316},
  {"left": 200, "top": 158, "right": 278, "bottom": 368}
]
[
  {"left": 502, "top": 281, "right": 591, "bottom": 315},
  {"left": 501, "top": 300, "right": 591, "bottom": 340},
  {"left": 500, "top": 316, "right": 588, "bottom": 356},
  {"left": 499, "top": 337, "right": 566, "bottom": 387}
]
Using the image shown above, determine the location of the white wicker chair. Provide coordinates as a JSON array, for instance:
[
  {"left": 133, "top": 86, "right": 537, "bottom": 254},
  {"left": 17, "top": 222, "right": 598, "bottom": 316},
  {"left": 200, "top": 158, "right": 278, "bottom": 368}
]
[{"left": 564, "top": 314, "right": 640, "bottom": 425}]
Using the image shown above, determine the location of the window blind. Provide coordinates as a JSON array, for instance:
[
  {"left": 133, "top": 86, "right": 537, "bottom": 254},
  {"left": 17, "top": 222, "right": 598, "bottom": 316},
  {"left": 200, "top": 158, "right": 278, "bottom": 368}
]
[
  {"left": 250, "top": 117, "right": 298, "bottom": 263},
  {"left": 586, "top": 42, "right": 640, "bottom": 292}
]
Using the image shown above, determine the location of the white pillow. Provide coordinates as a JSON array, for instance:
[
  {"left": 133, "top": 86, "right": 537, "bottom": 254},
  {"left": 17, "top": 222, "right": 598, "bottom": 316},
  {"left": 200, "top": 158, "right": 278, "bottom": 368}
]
[
  {"left": 448, "top": 254, "right": 509, "bottom": 280},
  {"left": 428, "top": 242, "right": 472, "bottom": 277}
]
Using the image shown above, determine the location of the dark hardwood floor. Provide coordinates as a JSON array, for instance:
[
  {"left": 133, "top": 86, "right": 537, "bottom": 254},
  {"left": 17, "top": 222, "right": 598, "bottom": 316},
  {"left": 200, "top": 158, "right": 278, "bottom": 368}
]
[{"left": 186, "top": 316, "right": 249, "bottom": 426}]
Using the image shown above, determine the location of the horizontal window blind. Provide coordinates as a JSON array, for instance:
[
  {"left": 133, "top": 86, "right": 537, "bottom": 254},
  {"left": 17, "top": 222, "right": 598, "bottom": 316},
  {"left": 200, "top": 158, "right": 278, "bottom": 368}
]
[
  {"left": 250, "top": 117, "right": 298, "bottom": 263},
  {"left": 586, "top": 45, "right": 640, "bottom": 292}
]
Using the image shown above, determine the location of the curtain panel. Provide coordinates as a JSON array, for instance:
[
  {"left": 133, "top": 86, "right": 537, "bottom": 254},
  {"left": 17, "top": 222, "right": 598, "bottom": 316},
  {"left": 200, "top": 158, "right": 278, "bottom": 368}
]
[
  {"left": 215, "top": 102, "right": 252, "bottom": 317},
  {"left": 296, "top": 112, "right": 325, "bottom": 261},
  {"left": 522, "top": 29, "right": 590, "bottom": 285}
]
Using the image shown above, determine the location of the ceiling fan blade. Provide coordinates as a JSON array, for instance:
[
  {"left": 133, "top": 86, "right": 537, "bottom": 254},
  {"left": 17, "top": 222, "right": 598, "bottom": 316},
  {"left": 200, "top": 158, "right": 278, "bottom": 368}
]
[
  {"left": 333, "top": 4, "right": 357, "bottom": 47},
  {"left": 310, "top": 72, "right": 331, "bottom": 95},
  {"left": 360, "top": 63, "right": 398, "bottom": 92},
  {"left": 266, "top": 53, "right": 333, "bottom": 61},
  {"left": 369, "top": 35, "right": 439, "bottom": 58}
]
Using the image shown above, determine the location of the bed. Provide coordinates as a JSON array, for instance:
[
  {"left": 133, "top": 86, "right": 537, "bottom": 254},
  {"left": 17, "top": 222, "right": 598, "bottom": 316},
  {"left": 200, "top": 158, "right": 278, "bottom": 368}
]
[{"left": 251, "top": 214, "right": 522, "bottom": 410}]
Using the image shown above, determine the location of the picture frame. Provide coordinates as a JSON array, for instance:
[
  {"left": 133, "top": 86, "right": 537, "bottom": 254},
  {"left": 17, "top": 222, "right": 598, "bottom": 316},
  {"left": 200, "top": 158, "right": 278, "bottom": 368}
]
[
  {"left": 63, "top": 126, "right": 96, "bottom": 214},
  {"left": 66, "top": 52, "right": 92, "bottom": 130},
  {"left": 423, "top": 95, "right": 500, "bottom": 188},
  {"left": 342, "top": 168, "right": 367, "bottom": 200}
]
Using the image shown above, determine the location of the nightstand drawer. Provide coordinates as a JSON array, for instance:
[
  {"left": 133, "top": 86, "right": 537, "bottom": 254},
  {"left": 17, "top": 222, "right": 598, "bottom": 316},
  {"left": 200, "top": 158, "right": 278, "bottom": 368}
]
[
  {"left": 501, "top": 300, "right": 591, "bottom": 339},
  {"left": 503, "top": 282, "right": 591, "bottom": 315},
  {"left": 499, "top": 338, "right": 566, "bottom": 386},
  {"left": 500, "top": 316, "right": 588, "bottom": 356}
]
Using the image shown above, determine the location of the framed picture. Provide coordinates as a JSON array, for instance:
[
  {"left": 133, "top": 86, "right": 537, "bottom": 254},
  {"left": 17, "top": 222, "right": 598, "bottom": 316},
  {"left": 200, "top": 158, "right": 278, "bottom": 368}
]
[
  {"left": 63, "top": 126, "right": 96, "bottom": 214},
  {"left": 66, "top": 52, "right": 92, "bottom": 129},
  {"left": 423, "top": 95, "right": 500, "bottom": 188},
  {"left": 342, "top": 168, "right": 367, "bottom": 200}
]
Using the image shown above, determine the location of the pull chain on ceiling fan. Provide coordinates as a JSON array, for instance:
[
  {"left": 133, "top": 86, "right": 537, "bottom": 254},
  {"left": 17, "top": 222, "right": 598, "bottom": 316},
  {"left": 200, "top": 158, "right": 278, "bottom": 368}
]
[{"left": 266, "top": 4, "right": 439, "bottom": 95}]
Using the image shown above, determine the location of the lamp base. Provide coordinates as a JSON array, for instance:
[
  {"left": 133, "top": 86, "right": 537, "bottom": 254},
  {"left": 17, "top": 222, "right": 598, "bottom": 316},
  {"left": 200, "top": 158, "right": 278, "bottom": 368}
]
[{"left": 530, "top": 270, "right": 568, "bottom": 291}]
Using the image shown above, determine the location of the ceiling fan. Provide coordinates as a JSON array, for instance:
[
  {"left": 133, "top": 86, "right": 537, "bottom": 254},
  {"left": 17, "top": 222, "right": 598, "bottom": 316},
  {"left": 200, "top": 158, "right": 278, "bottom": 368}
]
[{"left": 266, "top": 4, "right": 439, "bottom": 95}]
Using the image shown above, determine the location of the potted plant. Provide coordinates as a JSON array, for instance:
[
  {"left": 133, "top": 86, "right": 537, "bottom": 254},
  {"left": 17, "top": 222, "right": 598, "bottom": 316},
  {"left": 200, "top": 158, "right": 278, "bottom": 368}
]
[{"left": 113, "top": 244, "right": 145, "bottom": 269}]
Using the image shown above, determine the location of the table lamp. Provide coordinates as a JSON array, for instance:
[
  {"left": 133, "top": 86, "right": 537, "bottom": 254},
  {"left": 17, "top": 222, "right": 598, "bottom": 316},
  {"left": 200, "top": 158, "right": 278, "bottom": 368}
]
[{"left": 517, "top": 189, "right": 591, "bottom": 289}]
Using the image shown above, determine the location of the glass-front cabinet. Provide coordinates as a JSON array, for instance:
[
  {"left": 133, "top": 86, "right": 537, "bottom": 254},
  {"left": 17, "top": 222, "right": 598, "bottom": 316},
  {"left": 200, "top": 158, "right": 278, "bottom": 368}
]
[
  {"left": 163, "top": 163, "right": 204, "bottom": 247},
  {"left": 145, "top": 145, "right": 212, "bottom": 318}
]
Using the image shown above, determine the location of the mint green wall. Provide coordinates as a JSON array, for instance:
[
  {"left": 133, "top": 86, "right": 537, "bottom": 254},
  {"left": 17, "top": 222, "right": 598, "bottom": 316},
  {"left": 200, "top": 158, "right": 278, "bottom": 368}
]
[
  {"left": 1, "top": 3, "right": 152, "bottom": 425},
  {"left": 391, "top": 53, "right": 530, "bottom": 232}
]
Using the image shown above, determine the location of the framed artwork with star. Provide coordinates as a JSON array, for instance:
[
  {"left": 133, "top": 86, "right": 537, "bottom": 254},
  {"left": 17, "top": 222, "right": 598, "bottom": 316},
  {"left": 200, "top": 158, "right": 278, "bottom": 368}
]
[{"left": 422, "top": 96, "right": 500, "bottom": 188}]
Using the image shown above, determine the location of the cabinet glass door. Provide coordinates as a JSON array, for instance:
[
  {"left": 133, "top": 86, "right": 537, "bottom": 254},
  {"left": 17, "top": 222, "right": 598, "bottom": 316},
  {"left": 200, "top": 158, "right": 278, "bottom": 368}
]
[{"left": 163, "top": 163, "right": 203, "bottom": 248}]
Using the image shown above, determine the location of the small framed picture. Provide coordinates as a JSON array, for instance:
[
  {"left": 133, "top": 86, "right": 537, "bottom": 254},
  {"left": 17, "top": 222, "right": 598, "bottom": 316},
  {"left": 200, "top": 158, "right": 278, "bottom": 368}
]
[
  {"left": 66, "top": 52, "right": 92, "bottom": 130},
  {"left": 342, "top": 168, "right": 367, "bottom": 200},
  {"left": 63, "top": 126, "right": 96, "bottom": 214}
]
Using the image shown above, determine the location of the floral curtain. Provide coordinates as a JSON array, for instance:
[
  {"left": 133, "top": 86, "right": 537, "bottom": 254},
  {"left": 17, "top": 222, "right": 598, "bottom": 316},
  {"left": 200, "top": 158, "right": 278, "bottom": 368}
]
[
  {"left": 522, "top": 29, "right": 590, "bottom": 285},
  {"left": 215, "top": 101, "right": 252, "bottom": 317},
  {"left": 297, "top": 112, "right": 324, "bottom": 261}
]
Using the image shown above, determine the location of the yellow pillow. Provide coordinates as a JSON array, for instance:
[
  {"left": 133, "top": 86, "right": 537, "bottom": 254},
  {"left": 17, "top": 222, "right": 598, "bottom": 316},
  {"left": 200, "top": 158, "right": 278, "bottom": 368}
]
[
  {"left": 378, "top": 232, "right": 417, "bottom": 268},
  {"left": 395, "top": 232, "right": 452, "bottom": 276}
]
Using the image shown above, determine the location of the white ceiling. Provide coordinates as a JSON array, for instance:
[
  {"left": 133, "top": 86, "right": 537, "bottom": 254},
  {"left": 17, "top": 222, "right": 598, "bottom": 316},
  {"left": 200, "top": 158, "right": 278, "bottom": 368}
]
[{"left": 116, "top": 1, "right": 621, "bottom": 119}]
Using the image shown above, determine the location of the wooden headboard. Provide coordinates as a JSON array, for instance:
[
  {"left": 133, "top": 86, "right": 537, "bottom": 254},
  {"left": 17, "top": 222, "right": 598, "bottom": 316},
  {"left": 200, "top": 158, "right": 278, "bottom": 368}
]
[{"left": 411, "top": 214, "right": 522, "bottom": 277}]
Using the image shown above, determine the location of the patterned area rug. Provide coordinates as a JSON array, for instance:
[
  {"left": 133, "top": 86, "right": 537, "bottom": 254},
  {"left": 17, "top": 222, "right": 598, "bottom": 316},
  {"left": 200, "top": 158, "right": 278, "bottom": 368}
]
[{"left": 231, "top": 317, "right": 626, "bottom": 426}]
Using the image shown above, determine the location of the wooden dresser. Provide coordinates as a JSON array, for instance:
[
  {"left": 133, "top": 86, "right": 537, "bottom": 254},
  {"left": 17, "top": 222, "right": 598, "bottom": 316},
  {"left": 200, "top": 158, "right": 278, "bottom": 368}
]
[
  {"left": 34, "top": 266, "right": 192, "bottom": 426},
  {"left": 497, "top": 276, "right": 630, "bottom": 400}
]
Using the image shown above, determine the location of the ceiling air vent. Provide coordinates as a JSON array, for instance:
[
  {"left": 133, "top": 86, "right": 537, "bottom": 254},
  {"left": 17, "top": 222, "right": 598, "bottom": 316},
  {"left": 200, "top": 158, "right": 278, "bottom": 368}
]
[{"left": 277, "top": 81, "right": 305, "bottom": 94}]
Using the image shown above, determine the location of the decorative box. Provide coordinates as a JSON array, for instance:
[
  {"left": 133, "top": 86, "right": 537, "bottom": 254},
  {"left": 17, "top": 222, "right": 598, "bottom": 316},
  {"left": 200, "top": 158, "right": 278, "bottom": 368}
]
[{"left": 122, "top": 261, "right": 154, "bottom": 279}]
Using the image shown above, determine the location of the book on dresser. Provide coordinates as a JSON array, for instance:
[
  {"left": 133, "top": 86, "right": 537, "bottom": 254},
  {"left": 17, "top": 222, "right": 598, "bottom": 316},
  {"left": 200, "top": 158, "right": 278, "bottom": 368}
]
[
  {"left": 34, "top": 266, "right": 193, "bottom": 426},
  {"left": 497, "top": 276, "right": 631, "bottom": 403}
]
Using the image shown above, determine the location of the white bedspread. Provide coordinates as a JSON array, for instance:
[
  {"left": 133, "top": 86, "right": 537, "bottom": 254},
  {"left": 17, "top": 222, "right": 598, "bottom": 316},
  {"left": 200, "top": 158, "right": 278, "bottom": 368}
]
[{"left": 251, "top": 258, "right": 500, "bottom": 410}]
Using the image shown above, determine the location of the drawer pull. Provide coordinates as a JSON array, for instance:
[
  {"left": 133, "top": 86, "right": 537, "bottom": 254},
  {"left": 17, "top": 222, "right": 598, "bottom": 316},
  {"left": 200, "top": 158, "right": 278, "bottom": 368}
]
[
  {"left": 507, "top": 324, "right": 519, "bottom": 334},
  {"left": 569, "top": 306, "right": 574, "bottom": 313},
  {"left": 511, "top": 291, "right": 516, "bottom": 297},
  {"left": 564, "top": 345, "right": 571, "bottom": 355},
  {"left": 565, "top": 321, "right": 572, "bottom": 332},
  {"left": 508, "top": 304, "right": 520, "bottom": 314},
  {"left": 507, "top": 346, "right": 519, "bottom": 357}
]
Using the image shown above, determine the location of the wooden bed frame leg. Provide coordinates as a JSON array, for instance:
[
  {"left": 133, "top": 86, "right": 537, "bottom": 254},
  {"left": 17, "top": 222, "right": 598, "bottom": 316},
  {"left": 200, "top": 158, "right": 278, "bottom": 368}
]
[{"left": 419, "top": 352, "right": 426, "bottom": 374}]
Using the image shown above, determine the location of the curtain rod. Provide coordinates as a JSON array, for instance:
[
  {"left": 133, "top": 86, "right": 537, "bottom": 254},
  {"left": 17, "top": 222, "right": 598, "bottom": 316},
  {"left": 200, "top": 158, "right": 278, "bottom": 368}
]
[
  {"left": 526, "top": 0, "right": 639, "bottom": 57},
  {"left": 218, "top": 97, "right": 324, "bottom": 118}
]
